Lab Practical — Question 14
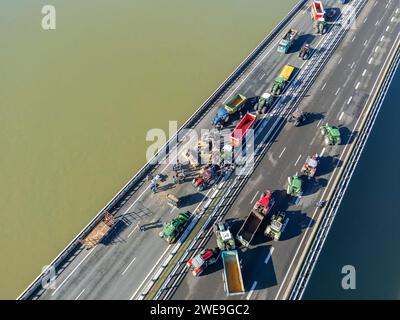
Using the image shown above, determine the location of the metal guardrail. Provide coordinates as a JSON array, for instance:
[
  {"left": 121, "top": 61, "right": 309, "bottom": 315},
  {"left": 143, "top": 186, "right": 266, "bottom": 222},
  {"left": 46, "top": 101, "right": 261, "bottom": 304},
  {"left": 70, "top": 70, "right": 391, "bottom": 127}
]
[
  {"left": 289, "top": 35, "right": 400, "bottom": 300},
  {"left": 18, "top": 0, "right": 309, "bottom": 300}
]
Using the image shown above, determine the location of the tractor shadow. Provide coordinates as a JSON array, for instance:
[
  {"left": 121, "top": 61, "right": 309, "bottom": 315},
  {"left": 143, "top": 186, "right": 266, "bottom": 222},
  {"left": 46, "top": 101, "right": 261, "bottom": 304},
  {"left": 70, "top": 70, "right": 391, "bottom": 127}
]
[
  {"left": 279, "top": 210, "right": 315, "bottom": 241},
  {"left": 180, "top": 192, "right": 205, "bottom": 208},
  {"left": 301, "top": 175, "right": 328, "bottom": 197},
  {"left": 291, "top": 33, "right": 317, "bottom": 53},
  {"left": 339, "top": 126, "right": 357, "bottom": 145},
  {"left": 315, "top": 155, "right": 343, "bottom": 177},
  {"left": 302, "top": 112, "right": 325, "bottom": 126}
]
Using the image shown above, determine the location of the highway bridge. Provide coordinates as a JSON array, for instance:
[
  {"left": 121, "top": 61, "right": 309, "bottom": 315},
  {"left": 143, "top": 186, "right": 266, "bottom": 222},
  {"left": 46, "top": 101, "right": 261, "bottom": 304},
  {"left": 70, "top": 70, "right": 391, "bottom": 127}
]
[{"left": 19, "top": 0, "right": 400, "bottom": 300}]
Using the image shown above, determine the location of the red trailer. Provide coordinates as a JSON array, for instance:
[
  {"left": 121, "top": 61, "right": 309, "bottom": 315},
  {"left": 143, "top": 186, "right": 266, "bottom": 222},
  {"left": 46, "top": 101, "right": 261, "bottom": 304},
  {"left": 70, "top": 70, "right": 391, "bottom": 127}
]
[
  {"left": 310, "top": 1, "right": 325, "bottom": 21},
  {"left": 230, "top": 113, "right": 257, "bottom": 147}
]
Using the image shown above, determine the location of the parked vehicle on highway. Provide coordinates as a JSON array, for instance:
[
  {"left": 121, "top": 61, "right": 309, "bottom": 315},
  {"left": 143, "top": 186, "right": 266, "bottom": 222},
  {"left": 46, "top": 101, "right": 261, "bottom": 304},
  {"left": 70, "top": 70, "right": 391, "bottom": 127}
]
[
  {"left": 301, "top": 154, "right": 319, "bottom": 178},
  {"left": 159, "top": 211, "right": 191, "bottom": 243},
  {"left": 236, "top": 190, "right": 274, "bottom": 247},
  {"left": 254, "top": 92, "right": 274, "bottom": 114},
  {"left": 221, "top": 250, "right": 245, "bottom": 296},
  {"left": 287, "top": 175, "right": 302, "bottom": 197},
  {"left": 288, "top": 109, "right": 306, "bottom": 126},
  {"left": 224, "top": 94, "right": 247, "bottom": 115},
  {"left": 265, "top": 211, "right": 287, "bottom": 241},
  {"left": 166, "top": 193, "right": 180, "bottom": 208},
  {"left": 214, "top": 222, "right": 236, "bottom": 250},
  {"left": 192, "top": 164, "right": 221, "bottom": 191},
  {"left": 230, "top": 112, "right": 257, "bottom": 147},
  {"left": 271, "top": 64, "right": 295, "bottom": 96},
  {"left": 299, "top": 43, "right": 311, "bottom": 60},
  {"left": 187, "top": 248, "right": 219, "bottom": 276},
  {"left": 213, "top": 107, "right": 230, "bottom": 128},
  {"left": 320, "top": 123, "right": 341, "bottom": 145},
  {"left": 277, "top": 28, "right": 299, "bottom": 53},
  {"left": 310, "top": 1, "right": 327, "bottom": 34}
]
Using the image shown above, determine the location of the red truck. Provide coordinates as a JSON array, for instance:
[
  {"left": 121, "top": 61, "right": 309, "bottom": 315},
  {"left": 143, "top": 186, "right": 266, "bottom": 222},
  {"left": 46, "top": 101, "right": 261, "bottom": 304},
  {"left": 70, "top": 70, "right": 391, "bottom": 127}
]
[{"left": 230, "top": 113, "right": 257, "bottom": 147}]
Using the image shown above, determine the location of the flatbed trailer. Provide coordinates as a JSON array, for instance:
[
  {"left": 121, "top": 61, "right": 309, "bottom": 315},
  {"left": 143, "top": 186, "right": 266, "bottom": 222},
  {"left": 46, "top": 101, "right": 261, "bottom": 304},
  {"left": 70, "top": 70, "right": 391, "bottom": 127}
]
[
  {"left": 81, "top": 213, "right": 115, "bottom": 249},
  {"left": 221, "top": 250, "right": 245, "bottom": 296}
]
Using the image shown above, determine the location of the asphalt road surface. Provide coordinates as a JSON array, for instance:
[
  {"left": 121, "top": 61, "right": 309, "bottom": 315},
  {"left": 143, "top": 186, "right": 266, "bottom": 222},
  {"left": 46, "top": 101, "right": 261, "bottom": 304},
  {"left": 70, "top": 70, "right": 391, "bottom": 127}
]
[{"left": 30, "top": 0, "right": 399, "bottom": 300}]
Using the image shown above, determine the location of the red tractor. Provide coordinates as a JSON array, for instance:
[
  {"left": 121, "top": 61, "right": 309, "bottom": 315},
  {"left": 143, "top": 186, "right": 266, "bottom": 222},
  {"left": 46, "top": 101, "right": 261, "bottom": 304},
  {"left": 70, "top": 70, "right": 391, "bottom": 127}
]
[
  {"left": 301, "top": 154, "right": 319, "bottom": 178},
  {"left": 254, "top": 190, "right": 274, "bottom": 215},
  {"left": 192, "top": 164, "right": 222, "bottom": 191},
  {"left": 186, "top": 248, "right": 219, "bottom": 276}
]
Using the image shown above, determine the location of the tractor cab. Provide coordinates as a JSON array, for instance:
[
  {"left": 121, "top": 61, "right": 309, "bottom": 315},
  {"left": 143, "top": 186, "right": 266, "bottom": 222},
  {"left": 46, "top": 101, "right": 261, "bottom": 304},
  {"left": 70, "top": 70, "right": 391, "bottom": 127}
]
[
  {"left": 214, "top": 222, "right": 236, "bottom": 250},
  {"left": 254, "top": 190, "right": 274, "bottom": 215},
  {"left": 301, "top": 154, "right": 319, "bottom": 178},
  {"left": 265, "top": 212, "right": 286, "bottom": 241},
  {"left": 320, "top": 124, "right": 341, "bottom": 145},
  {"left": 187, "top": 248, "right": 219, "bottom": 276},
  {"left": 287, "top": 175, "right": 302, "bottom": 197},
  {"left": 289, "top": 109, "right": 306, "bottom": 126}
]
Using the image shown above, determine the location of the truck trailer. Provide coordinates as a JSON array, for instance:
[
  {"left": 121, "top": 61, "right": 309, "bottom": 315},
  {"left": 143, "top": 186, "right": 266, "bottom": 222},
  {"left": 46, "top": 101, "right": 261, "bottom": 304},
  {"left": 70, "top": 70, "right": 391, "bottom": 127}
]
[
  {"left": 236, "top": 191, "right": 274, "bottom": 247},
  {"left": 221, "top": 250, "right": 245, "bottom": 296},
  {"left": 277, "top": 28, "right": 299, "bottom": 53}
]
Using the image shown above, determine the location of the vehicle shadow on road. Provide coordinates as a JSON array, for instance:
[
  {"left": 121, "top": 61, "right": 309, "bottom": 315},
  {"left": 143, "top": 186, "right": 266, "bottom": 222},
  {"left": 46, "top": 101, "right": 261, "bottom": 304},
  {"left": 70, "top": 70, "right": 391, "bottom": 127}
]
[
  {"left": 315, "top": 155, "right": 343, "bottom": 177},
  {"left": 279, "top": 210, "right": 315, "bottom": 241},
  {"left": 180, "top": 192, "right": 205, "bottom": 208},
  {"left": 241, "top": 244, "right": 277, "bottom": 290},
  {"left": 301, "top": 176, "right": 328, "bottom": 196},
  {"left": 302, "top": 111, "right": 325, "bottom": 126},
  {"left": 101, "top": 218, "right": 129, "bottom": 246},
  {"left": 339, "top": 127, "right": 358, "bottom": 145},
  {"left": 291, "top": 33, "right": 317, "bottom": 53}
]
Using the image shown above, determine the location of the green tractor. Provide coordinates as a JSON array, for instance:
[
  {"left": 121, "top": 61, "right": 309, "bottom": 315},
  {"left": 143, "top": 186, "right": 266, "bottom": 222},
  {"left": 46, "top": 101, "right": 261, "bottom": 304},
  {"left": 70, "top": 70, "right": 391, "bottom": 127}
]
[
  {"left": 213, "top": 222, "right": 236, "bottom": 251},
  {"left": 320, "top": 123, "right": 341, "bottom": 145},
  {"left": 315, "top": 19, "right": 327, "bottom": 34},
  {"left": 254, "top": 92, "right": 274, "bottom": 114},
  {"left": 265, "top": 212, "right": 286, "bottom": 241},
  {"left": 159, "top": 211, "right": 191, "bottom": 243},
  {"left": 271, "top": 77, "right": 286, "bottom": 96},
  {"left": 287, "top": 174, "right": 302, "bottom": 197}
]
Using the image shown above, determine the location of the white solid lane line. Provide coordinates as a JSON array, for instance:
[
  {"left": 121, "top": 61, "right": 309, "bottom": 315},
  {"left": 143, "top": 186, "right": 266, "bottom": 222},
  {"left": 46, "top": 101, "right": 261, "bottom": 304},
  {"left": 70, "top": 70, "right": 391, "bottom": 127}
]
[
  {"left": 250, "top": 191, "right": 260, "bottom": 204},
  {"left": 122, "top": 257, "right": 137, "bottom": 276},
  {"left": 75, "top": 288, "right": 86, "bottom": 300},
  {"left": 294, "top": 155, "right": 302, "bottom": 166},
  {"left": 52, "top": 248, "right": 95, "bottom": 296},
  {"left": 246, "top": 281, "right": 258, "bottom": 300},
  {"left": 130, "top": 244, "right": 171, "bottom": 299}
]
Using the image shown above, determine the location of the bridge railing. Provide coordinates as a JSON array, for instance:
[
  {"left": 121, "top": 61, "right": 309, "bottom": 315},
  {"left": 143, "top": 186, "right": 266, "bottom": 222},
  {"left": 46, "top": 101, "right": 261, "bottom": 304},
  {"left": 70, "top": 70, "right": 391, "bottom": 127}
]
[{"left": 18, "top": 0, "right": 309, "bottom": 300}]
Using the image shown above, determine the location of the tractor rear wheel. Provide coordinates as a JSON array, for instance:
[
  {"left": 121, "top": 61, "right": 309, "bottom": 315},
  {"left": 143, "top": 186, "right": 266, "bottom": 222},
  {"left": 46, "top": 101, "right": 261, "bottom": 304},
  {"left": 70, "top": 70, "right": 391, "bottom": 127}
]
[
  {"left": 321, "top": 127, "right": 327, "bottom": 136},
  {"left": 324, "top": 136, "right": 331, "bottom": 145},
  {"left": 262, "top": 107, "right": 267, "bottom": 114}
]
